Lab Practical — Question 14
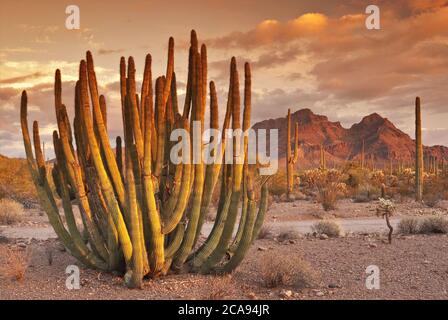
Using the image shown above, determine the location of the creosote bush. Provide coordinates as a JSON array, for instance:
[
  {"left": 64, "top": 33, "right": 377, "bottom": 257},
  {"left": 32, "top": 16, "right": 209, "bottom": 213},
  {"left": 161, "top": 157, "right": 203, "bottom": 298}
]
[
  {"left": 303, "top": 169, "right": 347, "bottom": 211},
  {"left": 397, "top": 217, "right": 420, "bottom": 234},
  {"left": 277, "top": 228, "right": 301, "bottom": 242},
  {"left": 311, "top": 220, "right": 342, "bottom": 238},
  {"left": 257, "top": 224, "right": 273, "bottom": 240},
  {"left": 419, "top": 216, "right": 448, "bottom": 234},
  {"left": 0, "top": 247, "right": 30, "bottom": 281},
  {"left": 260, "top": 252, "right": 317, "bottom": 289},
  {"left": 0, "top": 198, "right": 24, "bottom": 225}
]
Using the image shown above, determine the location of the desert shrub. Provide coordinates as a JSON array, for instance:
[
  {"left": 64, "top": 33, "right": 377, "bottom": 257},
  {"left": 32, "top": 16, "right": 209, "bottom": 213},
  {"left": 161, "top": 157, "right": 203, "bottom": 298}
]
[
  {"left": 303, "top": 169, "right": 347, "bottom": 211},
  {"left": 260, "top": 252, "right": 317, "bottom": 289},
  {"left": 204, "top": 275, "right": 234, "bottom": 300},
  {"left": 397, "top": 217, "right": 420, "bottom": 234},
  {"left": 311, "top": 220, "right": 342, "bottom": 237},
  {"left": 257, "top": 224, "right": 273, "bottom": 240},
  {"left": 277, "top": 228, "right": 300, "bottom": 242},
  {"left": 0, "top": 198, "right": 24, "bottom": 225},
  {"left": 419, "top": 216, "right": 448, "bottom": 234},
  {"left": 269, "top": 172, "right": 288, "bottom": 197},
  {"left": 353, "top": 183, "right": 381, "bottom": 203},
  {"left": 0, "top": 247, "right": 30, "bottom": 281}
]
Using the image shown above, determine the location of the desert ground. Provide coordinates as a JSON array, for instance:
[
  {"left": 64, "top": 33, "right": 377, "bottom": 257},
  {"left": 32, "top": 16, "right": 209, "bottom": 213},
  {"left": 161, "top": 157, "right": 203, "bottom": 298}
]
[{"left": 1, "top": 198, "right": 448, "bottom": 300}]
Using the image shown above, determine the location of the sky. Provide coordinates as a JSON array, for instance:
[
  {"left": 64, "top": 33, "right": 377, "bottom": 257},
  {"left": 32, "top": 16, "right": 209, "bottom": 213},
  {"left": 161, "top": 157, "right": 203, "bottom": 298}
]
[{"left": 1, "top": 0, "right": 448, "bottom": 158}]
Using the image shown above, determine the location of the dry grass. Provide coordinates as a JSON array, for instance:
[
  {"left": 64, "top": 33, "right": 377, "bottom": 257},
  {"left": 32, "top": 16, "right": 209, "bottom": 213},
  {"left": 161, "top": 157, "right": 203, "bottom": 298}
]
[
  {"left": 260, "top": 252, "right": 318, "bottom": 289},
  {"left": 419, "top": 216, "right": 448, "bottom": 234},
  {"left": 204, "top": 275, "right": 234, "bottom": 300},
  {"left": 257, "top": 224, "right": 273, "bottom": 240},
  {"left": 312, "top": 220, "right": 343, "bottom": 237},
  {"left": 397, "top": 217, "right": 420, "bottom": 234},
  {"left": 0, "top": 246, "right": 30, "bottom": 281},
  {"left": 277, "top": 228, "right": 301, "bottom": 242},
  {"left": 0, "top": 198, "right": 24, "bottom": 225}
]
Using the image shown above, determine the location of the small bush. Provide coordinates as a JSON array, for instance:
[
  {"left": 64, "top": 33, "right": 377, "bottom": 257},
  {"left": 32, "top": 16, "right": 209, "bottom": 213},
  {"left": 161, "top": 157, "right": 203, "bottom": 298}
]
[
  {"left": 419, "top": 216, "right": 448, "bottom": 234},
  {"left": 269, "top": 172, "right": 288, "bottom": 197},
  {"left": 0, "top": 247, "right": 29, "bottom": 281},
  {"left": 312, "top": 220, "right": 342, "bottom": 238},
  {"left": 260, "top": 252, "right": 318, "bottom": 289},
  {"left": 257, "top": 224, "right": 273, "bottom": 240},
  {"left": 277, "top": 228, "right": 301, "bottom": 242},
  {"left": 397, "top": 217, "right": 420, "bottom": 234},
  {"left": 0, "top": 198, "right": 24, "bottom": 225},
  {"left": 205, "top": 275, "right": 234, "bottom": 300}
]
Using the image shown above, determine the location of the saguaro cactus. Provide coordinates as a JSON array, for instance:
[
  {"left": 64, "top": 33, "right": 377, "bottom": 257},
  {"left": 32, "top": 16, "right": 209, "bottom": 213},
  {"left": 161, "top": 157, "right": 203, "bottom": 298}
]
[
  {"left": 20, "top": 31, "right": 269, "bottom": 287},
  {"left": 361, "top": 139, "right": 365, "bottom": 170},
  {"left": 320, "top": 144, "right": 326, "bottom": 170},
  {"left": 415, "top": 97, "right": 423, "bottom": 201},
  {"left": 286, "top": 109, "right": 299, "bottom": 199}
]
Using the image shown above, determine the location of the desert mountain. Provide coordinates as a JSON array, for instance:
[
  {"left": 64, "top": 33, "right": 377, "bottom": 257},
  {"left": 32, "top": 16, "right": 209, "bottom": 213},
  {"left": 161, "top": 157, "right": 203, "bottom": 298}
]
[{"left": 252, "top": 108, "right": 448, "bottom": 168}]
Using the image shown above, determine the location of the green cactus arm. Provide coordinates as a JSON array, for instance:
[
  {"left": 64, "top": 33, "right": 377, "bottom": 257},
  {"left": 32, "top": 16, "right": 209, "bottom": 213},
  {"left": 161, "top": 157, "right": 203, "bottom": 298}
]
[
  {"left": 164, "top": 222, "right": 186, "bottom": 259},
  {"left": 124, "top": 143, "right": 144, "bottom": 288},
  {"left": 251, "top": 182, "right": 269, "bottom": 242},
  {"left": 140, "top": 54, "right": 152, "bottom": 132},
  {"left": 154, "top": 77, "right": 167, "bottom": 178},
  {"left": 141, "top": 88, "right": 165, "bottom": 276},
  {"left": 53, "top": 135, "right": 110, "bottom": 270},
  {"left": 127, "top": 57, "right": 144, "bottom": 163},
  {"left": 79, "top": 60, "right": 133, "bottom": 266},
  {"left": 199, "top": 58, "right": 244, "bottom": 273},
  {"left": 182, "top": 31, "right": 198, "bottom": 119},
  {"left": 172, "top": 49, "right": 205, "bottom": 270},
  {"left": 86, "top": 52, "right": 127, "bottom": 211}
]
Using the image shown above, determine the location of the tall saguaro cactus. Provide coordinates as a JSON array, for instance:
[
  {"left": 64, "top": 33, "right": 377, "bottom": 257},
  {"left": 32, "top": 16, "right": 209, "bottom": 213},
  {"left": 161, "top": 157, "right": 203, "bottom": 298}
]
[
  {"left": 20, "top": 31, "right": 269, "bottom": 288},
  {"left": 415, "top": 97, "right": 423, "bottom": 201},
  {"left": 286, "top": 109, "right": 299, "bottom": 199}
]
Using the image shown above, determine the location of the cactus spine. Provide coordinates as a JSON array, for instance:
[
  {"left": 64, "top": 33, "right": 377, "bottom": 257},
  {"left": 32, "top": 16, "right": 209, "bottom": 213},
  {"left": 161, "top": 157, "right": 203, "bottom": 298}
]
[
  {"left": 415, "top": 97, "right": 423, "bottom": 201},
  {"left": 286, "top": 109, "right": 299, "bottom": 199},
  {"left": 20, "top": 31, "right": 269, "bottom": 285}
]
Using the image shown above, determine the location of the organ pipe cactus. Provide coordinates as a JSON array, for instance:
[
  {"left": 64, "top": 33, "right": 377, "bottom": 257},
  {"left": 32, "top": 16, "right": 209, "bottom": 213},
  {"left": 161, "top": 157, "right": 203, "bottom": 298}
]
[
  {"left": 20, "top": 31, "right": 269, "bottom": 287},
  {"left": 415, "top": 97, "right": 423, "bottom": 202},
  {"left": 286, "top": 109, "right": 299, "bottom": 199}
]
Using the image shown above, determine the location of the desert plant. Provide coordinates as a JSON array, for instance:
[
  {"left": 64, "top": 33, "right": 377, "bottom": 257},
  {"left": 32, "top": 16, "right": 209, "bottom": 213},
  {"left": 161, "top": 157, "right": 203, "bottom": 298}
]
[
  {"left": 312, "top": 220, "right": 342, "bottom": 238},
  {"left": 277, "top": 228, "right": 301, "bottom": 242},
  {"left": 415, "top": 97, "right": 424, "bottom": 201},
  {"left": 204, "top": 275, "right": 235, "bottom": 300},
  {"left": 0, "top": 247, "right": 29, "bottom": 281},
  {"left": 286, "top": 109, "right": 299, "bottom": 200},
  {"left": 304, "top": 169, "right": 346, "bottom": 211},
  {"left": 419, "top": 216, "right": 448, "bottom": 234},
  {"left": 257, "top": 224, "right": 273, "bottom": 240},
  {"left": 260, "top": 252, "right": 317, "bottom": 289},
  {"left": 20, "top": 31, "right": 269, "bottom": 287},
  {"left": 0, "top": 198, "right": 24, "bottom": 225},
  {"left": 376, "top": 198, "right": 395, "bottom": 244},
  {"left": 397, "top": 217, "right": 420, "bottom": 234}
]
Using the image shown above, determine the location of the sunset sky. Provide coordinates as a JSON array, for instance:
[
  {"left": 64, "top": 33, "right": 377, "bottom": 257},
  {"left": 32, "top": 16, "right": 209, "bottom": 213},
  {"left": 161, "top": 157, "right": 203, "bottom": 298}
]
[{"left": 1, "top": 0, "right": 448, "bottom": 157}]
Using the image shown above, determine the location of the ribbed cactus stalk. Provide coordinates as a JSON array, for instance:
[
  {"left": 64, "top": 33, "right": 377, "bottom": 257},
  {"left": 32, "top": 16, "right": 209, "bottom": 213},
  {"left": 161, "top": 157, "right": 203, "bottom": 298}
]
[
  {"left": 20, "top": 31, "right": 269, "bottom": 286},
  {"left": 415, "top": 97, "right": 423, "bottom": 201},
  {"left": 286, "top": 109, "right": 299, "bottom": 199},
  {"left": 320, "top": 144, "right": 326, "bottom": 170},
  {"left": 361, "top": 139, "right": 365, "bottom": 170}
]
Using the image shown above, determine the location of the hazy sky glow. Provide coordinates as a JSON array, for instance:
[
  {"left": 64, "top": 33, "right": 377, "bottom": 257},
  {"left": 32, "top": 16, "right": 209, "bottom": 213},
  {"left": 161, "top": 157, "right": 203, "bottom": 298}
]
[{"left": 1, "top": 0, "right": 447, "bottom": 157}]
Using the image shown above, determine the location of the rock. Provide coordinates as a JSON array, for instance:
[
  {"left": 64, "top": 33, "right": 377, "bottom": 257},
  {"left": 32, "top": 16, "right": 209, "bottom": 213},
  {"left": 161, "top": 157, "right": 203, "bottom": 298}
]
[
  {"left": 279, "top": 289, "right": 293, "bottom": 298},
  {"left": 17, "top": 242, "right": 27, "bottom": 248},
  {"left": 257, "top": 246, "right": 268, "bottom": 251},
  {"left": 328, "top": 283, "right": 342, "bottom": 289},
  {"left": 368, "top": 243, "right": 377, "bottom": 248},
  {"left": 319, "top": 234, "right": 329, "bottom": 240},
  {"left": 423, "top": 260, "right": 431, "bottom": 265},
  {"left": 315, "top": 291, "right": 325, "bottom": 297},
  {"left": 247, "top": 292, "right": 257, "bottom": 300},
  {"left": 289, "top": 240, "right": 297, "bottom": 244}
]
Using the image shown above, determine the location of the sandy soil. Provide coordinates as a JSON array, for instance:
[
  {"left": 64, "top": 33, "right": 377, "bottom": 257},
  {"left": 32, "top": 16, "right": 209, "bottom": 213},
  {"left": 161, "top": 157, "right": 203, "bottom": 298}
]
[
  {"left": 1, "top": 198, "right": 447, "bottom": 300},
  {"left": 1, "top": 233, "right": 448, "bottom": 300}
]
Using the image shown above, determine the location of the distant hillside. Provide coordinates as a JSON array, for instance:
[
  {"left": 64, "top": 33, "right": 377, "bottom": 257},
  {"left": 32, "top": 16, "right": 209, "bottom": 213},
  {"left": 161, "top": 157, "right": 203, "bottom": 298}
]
[
  {"left": 253, "top": 108, "right": 448, "bottom": 168},
  {"left": 0, "top": 154, "right": 37, "bottom": 207}
]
